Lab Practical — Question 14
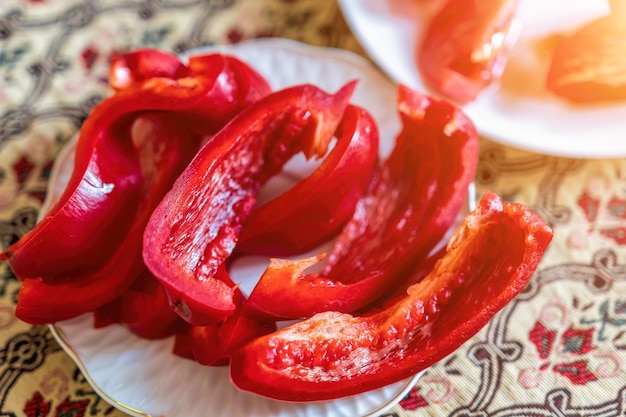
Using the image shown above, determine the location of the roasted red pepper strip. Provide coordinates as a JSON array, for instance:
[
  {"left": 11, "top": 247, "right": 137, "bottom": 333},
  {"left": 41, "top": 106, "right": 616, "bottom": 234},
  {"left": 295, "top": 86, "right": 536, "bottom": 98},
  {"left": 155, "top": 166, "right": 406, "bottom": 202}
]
[
  {"left": 236, "top": 104, "right": 379, "bottom": 256},
  {"left": 6, "top": 51, "right": 271, "bottom": 324},
  {"left": 142, "top": 82, "right": 358, "bottom": 326},
  {"left": 230, "top": 191, "right": 553, "bottom": 401},
  {"left": 243, "top": 85, "right": 478, "bottom": 320}
]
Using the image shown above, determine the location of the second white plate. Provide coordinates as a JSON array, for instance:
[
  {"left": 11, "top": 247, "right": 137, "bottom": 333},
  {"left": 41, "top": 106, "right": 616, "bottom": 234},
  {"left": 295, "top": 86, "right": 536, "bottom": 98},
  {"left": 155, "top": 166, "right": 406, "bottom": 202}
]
[{"left": 339, "top": 0, "right": 626, "bottom": 158}]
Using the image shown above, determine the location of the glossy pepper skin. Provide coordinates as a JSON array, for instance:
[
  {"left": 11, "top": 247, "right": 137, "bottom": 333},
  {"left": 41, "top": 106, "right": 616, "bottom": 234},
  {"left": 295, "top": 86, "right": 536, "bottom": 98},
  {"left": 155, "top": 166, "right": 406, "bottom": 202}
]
[
  {"left": 230, "top": 191, "right": 553, "bottom": 402},
  {"left": 243, "top": 84, "right": 479, "bottom": 320},
  {"left": 142, "top": 81, "right": 382, "bottom": 326},
  {"left": 4, "top": 49, "right": 271, "bottom": 325}
]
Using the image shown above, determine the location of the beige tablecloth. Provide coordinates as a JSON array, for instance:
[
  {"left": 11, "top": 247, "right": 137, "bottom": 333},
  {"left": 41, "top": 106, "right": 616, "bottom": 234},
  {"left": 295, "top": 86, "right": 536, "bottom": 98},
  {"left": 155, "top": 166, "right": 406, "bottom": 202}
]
[{"left": 1, "top": 1, "right": 625, "bottom": 416}]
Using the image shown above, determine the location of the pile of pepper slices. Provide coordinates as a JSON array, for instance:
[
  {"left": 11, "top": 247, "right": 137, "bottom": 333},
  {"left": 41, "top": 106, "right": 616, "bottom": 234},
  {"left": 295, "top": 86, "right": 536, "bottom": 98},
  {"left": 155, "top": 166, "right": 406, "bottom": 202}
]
[{"left": 1, "top": 49, "right": 553, "bottom": 402}]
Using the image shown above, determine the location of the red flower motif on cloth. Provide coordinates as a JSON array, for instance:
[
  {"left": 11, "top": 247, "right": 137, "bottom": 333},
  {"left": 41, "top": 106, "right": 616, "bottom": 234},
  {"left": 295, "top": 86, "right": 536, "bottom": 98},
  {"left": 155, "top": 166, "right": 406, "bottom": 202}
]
[
  {"left": 10, "top": 153, "right": 53, "bottom": 203},
  {"left": 13, "top": 156, "right": 35, "bottom": 187},
  {"left": 399, "top": 387, "right": 428, "bottom": 410},
  {"left": 574, "top": 181, "right": 626, "bottom": 247},
  {"left": 23, "top": 392, "right": 89, "bottom": 417},
  {"left": 402, "top": 356, "right": 460, "bottom": 410},
  {"left": 81, "top": 45, "right": 99, "bottom": 72},
  {"left": 24, "top": 392, "right": 51, "bottom": 417},
  {"left": 528, "top": 321, "right": 597, "bottom": 385},
  {"left": 54, "top": 397, "right": 89, "bottom": 417},
  {"left": 520, "top": 300, "right": 600, "bottom": 388}
]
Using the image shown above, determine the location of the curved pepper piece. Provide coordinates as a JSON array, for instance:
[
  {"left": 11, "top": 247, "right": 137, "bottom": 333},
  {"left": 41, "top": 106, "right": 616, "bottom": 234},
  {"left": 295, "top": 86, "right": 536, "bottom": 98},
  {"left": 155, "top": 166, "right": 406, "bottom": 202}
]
[
  {"left": 186, "top": 313, "right": 276, "bottom": 366},
  {"left": 417, "top": 0, "right": 520, "bottom": 104},
  {"left": 236, "top": 104, "right": 379, "bottom": 257},
  {"left": 13, "top": 114, "right": 199, "bottom": 324},
  {"left": 109, "top": 48, "right": 190, "bottom": 91},
  {"left": 243, "top": 85, "right": 479, "bottom": 320},
  {"left": 230, "top": 191, "right": 553, "bottom": 401},
  {"left": 114, "top": 270, "right": 185, "bottom": 340},
  {"left": 545, "top": 10, "right": 626, "bottom": 104},
  {"left": 6, "top": 51, "right": 271, "bottom": 324},
  {"left": 142, "top": 82, "right": 358, "bottom": 326}
]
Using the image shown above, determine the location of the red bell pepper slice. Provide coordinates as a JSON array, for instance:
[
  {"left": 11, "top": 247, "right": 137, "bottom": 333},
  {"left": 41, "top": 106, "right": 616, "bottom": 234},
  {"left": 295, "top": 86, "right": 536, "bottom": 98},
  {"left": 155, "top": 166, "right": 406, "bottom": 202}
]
[
  {"left": 142, "top": 81, "right": 361, "bottom": 326},
  {"left": 109, "top": 48, "right": 190, "bottom": 91},
  {"left": 185, "top": 313, "right": 276, "bottom": 366},
  {"left": 243, "top": 85, "right": 479, "bottom": 320},
  {"left": 6, "top": 51, "right": 271, "bottom": 324},
  {"left": 235, "top": 104, "right": 379, "bottom": 257},
  {"left": 417, "top": 0, "right": 520, "bottom": 103},
  {"left": 229, "top": 191, "right": 553, "bottom": 401},
  {"left": 172, "top": 325, "right": 195, "bottom": 360}
]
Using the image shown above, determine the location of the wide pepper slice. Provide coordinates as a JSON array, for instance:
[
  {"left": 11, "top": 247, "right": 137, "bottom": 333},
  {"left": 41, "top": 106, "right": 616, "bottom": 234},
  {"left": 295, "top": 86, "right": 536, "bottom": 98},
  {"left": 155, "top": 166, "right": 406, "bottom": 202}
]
[
  {"left": 545, "top": 7, "right": 626, "bottom": 104},
  {"left": 6, "top": 51, "right": 271, "bottom": 324},
  {"left": 230, "top": 191, "right": 553, "bottom": 401},
  {"left": 243, "top": 85, "right": 478, "bottom": 320},
  {"left": 13, "top": 113, "right": 200, "bottom": 324},
  {"left": 142, "top": 82, "right": 364, "bottom": 326},
  {"left": 235, "top": 104, "right": 379, "bottom": 257}
]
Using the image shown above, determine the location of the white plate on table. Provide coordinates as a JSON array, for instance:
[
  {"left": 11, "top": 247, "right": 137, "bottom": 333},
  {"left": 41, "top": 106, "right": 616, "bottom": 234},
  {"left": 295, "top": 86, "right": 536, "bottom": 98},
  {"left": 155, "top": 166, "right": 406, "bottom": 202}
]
[
  {"left": 339, "top": 0, "right": 626, "bottom": 159},
  {"left": 47, "top": 39, "right": 425, "bottom": 417}
]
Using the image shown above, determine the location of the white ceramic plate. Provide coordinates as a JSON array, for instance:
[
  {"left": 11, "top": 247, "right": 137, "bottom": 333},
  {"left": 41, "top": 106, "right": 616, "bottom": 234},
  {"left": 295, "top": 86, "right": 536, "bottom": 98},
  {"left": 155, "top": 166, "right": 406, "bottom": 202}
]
[
  {"left": 48, "top": 39, "right": 425, "bottom": 417},
  {"left": 339, "top": 0, "right": 626, "bottom": 158}
]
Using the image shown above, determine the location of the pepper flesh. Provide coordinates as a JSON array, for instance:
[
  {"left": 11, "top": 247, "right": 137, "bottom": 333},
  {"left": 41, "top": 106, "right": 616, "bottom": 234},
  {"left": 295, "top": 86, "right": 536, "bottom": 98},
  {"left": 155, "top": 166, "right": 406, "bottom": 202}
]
[
  {"left": 142, "top": 81, "right": 377, "bottom": 326},
  {"left": 230, "top": 191, "right": 553, "bottom": 401},
  {"left": 243, "top": 85, "right": 479, "bottom": 320},
  {"left": 4, "top": 50, "right": 271, "bottom": 324}
]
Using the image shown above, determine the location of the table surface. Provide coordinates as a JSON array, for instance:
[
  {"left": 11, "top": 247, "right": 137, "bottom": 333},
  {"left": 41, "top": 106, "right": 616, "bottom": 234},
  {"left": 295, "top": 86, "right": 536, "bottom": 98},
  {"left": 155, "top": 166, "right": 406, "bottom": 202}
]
[{"left": 1, "top": 1, "right": 625, "bottom": 416}]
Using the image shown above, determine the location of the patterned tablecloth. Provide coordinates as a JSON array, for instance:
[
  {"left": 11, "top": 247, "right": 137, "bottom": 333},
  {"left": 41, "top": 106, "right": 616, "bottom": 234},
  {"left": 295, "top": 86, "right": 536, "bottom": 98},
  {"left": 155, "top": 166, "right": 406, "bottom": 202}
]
[{"left": 1, "top": 1, "right": 625, "bottom": 416}]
